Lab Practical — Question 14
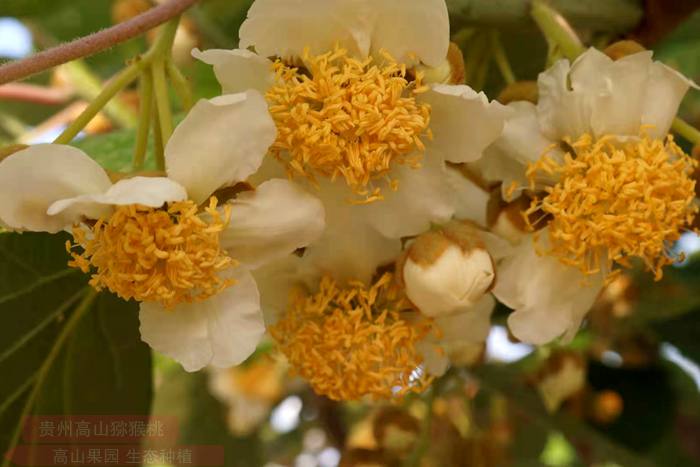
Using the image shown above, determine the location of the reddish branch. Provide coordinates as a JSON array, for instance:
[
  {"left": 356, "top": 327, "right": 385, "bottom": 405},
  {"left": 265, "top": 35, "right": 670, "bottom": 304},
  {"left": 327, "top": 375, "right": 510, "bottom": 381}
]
[{"left": 0, "top": 0, "right": 200, "bottom": 86}]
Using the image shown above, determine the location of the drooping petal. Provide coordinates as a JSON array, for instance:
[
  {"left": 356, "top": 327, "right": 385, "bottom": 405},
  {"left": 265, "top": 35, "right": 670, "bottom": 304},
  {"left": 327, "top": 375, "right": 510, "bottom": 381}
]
[
  {"left": 220, "top": 179, "right": 325, "bottom": 269},
  {"left": 0, "top": 144, "right": 112, "bottom": 233},
  {"left": 475, "top": 101, "right": 559, "bottom": 199},
  {"left": 420, "top": 84, "right": 510, "bottom": 163},
  {"left": 361, "top": 152, "right": 454, "bottom": 238},
  {"left": 139, "top": 269, "right": 265, "bottom": 372},
  {"left": 642, "top": 62, "right": 699, "bottom": 138},
  {"left": 370, "top": 0, "right": 449, "bottom": 67},
  {"left": 165, "top": 91, "right": 277, "bottom": 204},
  {"left": 303, "top": 180, "right": 401, "bottom": 283},
  {"left": 419, "top": 295, "right": 495, "bottom": 376},
  {"left": 239, "top": 0, "right": 373, "bottom": 60},
  {"left": 493, "top": 237, "right": 604, "bottom": 345},
  {"left": 192, "top": 48, "right": 274, "bottom": 95},
  {"left": 48, "top": 176, "right": 187, "bottom": 217},
  {"left": 252, "top": 254, "right": 320, "bottom": 325},
  {"left": 445, "top": 166, "right": 490, "bottom": 226}
]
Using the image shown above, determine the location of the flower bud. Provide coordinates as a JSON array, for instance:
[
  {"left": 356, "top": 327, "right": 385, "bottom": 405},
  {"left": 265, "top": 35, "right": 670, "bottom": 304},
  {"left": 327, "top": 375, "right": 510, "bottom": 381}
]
[{"left": 401, "top": 222, "right": 495, "bottom": 317}]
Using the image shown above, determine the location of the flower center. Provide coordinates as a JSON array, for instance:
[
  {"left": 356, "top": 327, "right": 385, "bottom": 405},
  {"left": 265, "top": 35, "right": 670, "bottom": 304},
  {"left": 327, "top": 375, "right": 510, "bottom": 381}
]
[
  {"left": 270, "top": 273, "right": 432, "bottom": 401},
  {"left": 67, "top": 198, "right": 236, "bottom": 308},
  {"left": 265, "top": 46, "right": 432, "bottom": 202},
  {"left": 526, "top": 130, "right": 698, "bottom": 279}
]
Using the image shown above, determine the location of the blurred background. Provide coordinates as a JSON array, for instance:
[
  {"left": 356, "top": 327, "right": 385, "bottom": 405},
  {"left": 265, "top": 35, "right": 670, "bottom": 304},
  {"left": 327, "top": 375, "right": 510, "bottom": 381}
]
[{"left": 1, "top": 1, "right": 700, "bottom": 466}]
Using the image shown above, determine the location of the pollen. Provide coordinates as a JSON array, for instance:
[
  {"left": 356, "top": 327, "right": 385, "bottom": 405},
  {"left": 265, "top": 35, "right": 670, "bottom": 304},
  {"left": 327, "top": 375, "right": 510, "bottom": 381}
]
[
  {"left": 526, "top": 130, "right": 698, "bottom": 280},
  {"left": 265, "top": 46, "right": 432, "bottom": 201},
  {"left": 270, "top": 273, "right": 433, "bottom": 401},
  {"left": 67, "top": 198, "right": 236, "bottom": 308}
]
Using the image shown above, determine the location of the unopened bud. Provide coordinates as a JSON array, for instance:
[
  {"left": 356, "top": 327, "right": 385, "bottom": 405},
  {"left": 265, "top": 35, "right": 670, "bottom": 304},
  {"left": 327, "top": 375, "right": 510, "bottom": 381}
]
[
  {"left": 603, "top": 40, "right": 646, "bottom": 61},
  {"left": 590, "top": 389, "right": 623, "bottom": 425},
  {"left": 497, "top": 81, "right": 538, "bottom": 105},
  {"left": 401, "top": 222, "right": 495, "bottom": 317},
  {"left": 415, "top": 42, "right": 465, "bottom": 85}
]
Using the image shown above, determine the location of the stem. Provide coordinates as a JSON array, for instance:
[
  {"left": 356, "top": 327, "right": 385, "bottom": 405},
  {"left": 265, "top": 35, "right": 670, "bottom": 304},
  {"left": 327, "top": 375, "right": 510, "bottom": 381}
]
[
  {"left": 490, "top": 31, "right": 516, "bottom": 85},
  {"left": 53, "top": 61, "right": 144, "bottom": 144},
  {"left": 404, "top": 387, "right": 436, "bottom": 467},
  {"left": 0, "top": 0, "right": 200, "bottom": 85},
  {"left": 133, "top": 72, "right": 154, "bottom": 170},
  {"left": 152, "top": 60, "right": 174, "bottom": 146},
  {"left": 60, "top": 60, "right": 138, "bottom": 128},
  {"left": 531, "top": 0, "right": 585, "bottom": 61},
  {"left": 1, "top": 289, "right": 98, "bottom": 467},
  {"left": 152, "top": 101, "right": 166, "bottom": 171},
  {"left": 166, "top": 59, "right": 193, "bottom": 111},
  {"left": 672, "top": 117, "right": 700, "bottom": 146}
]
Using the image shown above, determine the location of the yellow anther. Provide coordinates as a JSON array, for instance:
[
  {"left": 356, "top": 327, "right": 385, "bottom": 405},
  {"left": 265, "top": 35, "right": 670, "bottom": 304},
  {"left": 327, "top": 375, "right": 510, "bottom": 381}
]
[
  {"left": 67, "top": 197, "right": 236, "bottom": 308},
  {"left": 265, "top": 46, "right": 432, "bottom": 201},
  {"left": 526, "top": 129, "right": 698, "bottom": 280},
  {"left": 270, "top": 273, "right": 433, "bottom": 401}
]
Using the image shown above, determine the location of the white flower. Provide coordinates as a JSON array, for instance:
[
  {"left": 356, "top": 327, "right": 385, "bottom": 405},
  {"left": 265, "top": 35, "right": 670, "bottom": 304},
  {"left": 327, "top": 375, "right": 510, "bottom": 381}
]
[
  {"left": 194, "top": 0, "right": 510, "bottom": 282},
  {"left": 478, "top": 48, "right": 698, "bottom": 344},
  {"left": 0, "top": 90, "right": 325, "bottom": 372}
]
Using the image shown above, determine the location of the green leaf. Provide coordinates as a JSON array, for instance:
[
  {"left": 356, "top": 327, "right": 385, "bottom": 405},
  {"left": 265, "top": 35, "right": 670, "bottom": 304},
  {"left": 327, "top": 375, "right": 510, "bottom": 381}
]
[
  {"left": 0, "top": 232, "right": 152, "bottom": 463},
  {"left": 152, "top": 366, "right": 264, "bottom": 467},
  {"left": 72, "top": 126, "right": 152, "bottom": 172}
]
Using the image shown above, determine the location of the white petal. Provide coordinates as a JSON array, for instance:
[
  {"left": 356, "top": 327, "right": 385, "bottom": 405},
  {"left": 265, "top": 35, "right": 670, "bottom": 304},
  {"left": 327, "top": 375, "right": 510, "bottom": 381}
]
[
  {"left": 537, "top": 57, "right": 591, "bottom": 140},
  {"left": 165, "top": 91, "right": 277, "bottom": 204},
  {"left": 371, "top": 0, "right": 449, "bottom": 67},
  {"left": 139, "top": 269, "right": 265, "bottom": 372},
  {"left": 475, "top": 101, "right": 562, "bottom": 200},
  {"left": 493, "top": 238, "right": 604, "bottom": 345},
  {"left": 252, "top": 254, "right": 320, "bottom": 325},
  {"left": 0, "top": 144, "right": 111, "bottom": 233},
  {"left": 304, "top": 180, "right": 401, "bottom": 282},
  {"left": 419, "top": 295, "right": 494, "bottom": 376},
  {"left": 220, "top": 179, "right": 325, "bottom": 269},
  {"left": 192, "top": 48, "right": 274, "bottom": 95},
  {"left": 642, "top": 62, "right": 699, "bottom": 138},
  {"left": 239, "top": 0, "right": 374, "bottom": 60},
  {"left": 446, "top": 166, "right": 490, "bottom": 226},
  {"left": 48, "top": 176, "right": 187, "bottom": 217},
  {"left": 537, "top": 49, "right": 665, "bottom": 140},
  {"left": 421, "top": 84, "right": 510, "bottom": 163},
  {"left": 586, "top": 51, "right": 653, "bottom": 137},
  {"left": 361, "top": 152, "right": 454, "bottom": 238},
  {"left": 435, "top": 294, "right": 495, "bottom": 344}
]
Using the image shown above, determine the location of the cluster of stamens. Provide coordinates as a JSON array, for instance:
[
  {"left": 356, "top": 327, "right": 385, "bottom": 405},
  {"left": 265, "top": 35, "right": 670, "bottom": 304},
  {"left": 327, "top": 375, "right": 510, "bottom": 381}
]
[
  {"left": 265, "top": 46, "right": 432, "bottom": 202},
  {"left": 270, "top": 273, "right": 432, "bottom": 401},
  {"left": 67, "top": 197, "right": 236, "bottom": 308},
  {"left": 525, "top": 130, "right": 698, "bottom": 280}
]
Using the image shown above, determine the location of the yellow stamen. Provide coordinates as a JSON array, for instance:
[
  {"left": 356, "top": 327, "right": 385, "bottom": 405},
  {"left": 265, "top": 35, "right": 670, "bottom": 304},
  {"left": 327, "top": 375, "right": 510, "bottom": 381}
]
[
  {"left": 270, "top": 273, "right": 433, "bottom": 401},
  {"left": 526, "top": 130, "right": 698, "bottom": 280},
  {"left": 67, "top": 197, "right": 236, "bottom": 308},
  {"left": 265, "top": 46, "right": 432, "bottom": 201}
]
